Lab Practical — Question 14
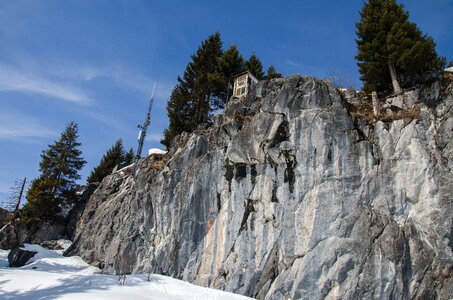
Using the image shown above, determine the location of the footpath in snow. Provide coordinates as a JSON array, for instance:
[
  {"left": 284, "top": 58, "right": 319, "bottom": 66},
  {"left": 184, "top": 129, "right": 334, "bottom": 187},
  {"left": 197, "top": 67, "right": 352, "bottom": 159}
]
[{"left": 0, "top": 242, "right": 253, "bottom": 300}]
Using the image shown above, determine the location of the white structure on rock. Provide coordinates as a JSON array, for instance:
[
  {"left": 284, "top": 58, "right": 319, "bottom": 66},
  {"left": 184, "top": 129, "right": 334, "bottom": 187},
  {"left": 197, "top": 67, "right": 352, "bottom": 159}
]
[{"left": 233, "top": 71, "right": 258, "bottom": 98}]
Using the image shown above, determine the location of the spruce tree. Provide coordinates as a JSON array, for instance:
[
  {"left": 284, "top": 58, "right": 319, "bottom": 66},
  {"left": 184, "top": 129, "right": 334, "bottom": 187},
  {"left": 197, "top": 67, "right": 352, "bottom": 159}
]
[
  {"left": 244, "top": 52, "right": 264, "bottom": 80},
  {"left": 218, "top": 45, "right": 244, "bottom": 100},
  {"left": 186, "top": 32, "right": 225, "bottom": 125},
  {"left": 86, "top": 139, "right": 125, "bottom": 184},
  {"left": 123, "top": 147, "right": 135, "bottom": 167},
  {"left": 24, "top": 177, "right": 58, "bottom": 220},
  {"left": 162, "top": 32, "right": 228, "bottom": 147},
  {"left": 23, "top": 122, "right": 86, "bottom": 221},
  {"left": 264, "top": 65, "right": 282, "bottom": 80},
  {"left": 356, "top": 0, "right": 444, "bottom": 93},
  {"left": 162, "top": 84, "right": 192, "bottom": 147}
]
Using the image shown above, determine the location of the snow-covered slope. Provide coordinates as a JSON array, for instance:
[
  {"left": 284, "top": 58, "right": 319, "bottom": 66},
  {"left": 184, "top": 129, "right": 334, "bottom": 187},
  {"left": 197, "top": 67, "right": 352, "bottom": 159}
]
[{"left": 0, "top": 243, "right": 253, "bottom": 300}]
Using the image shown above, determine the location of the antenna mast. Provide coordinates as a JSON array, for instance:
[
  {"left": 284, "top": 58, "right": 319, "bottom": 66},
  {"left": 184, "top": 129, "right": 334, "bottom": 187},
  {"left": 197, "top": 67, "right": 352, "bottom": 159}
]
[{"left": 135, "top": 82, "right": 156, "bottom": 162}]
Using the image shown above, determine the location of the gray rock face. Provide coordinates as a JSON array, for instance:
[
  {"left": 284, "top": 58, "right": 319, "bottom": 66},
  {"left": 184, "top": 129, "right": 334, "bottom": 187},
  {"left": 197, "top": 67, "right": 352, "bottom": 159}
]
[
  {"left": 0, "top": 221, "right": 66, "bottom": 250},
  {"left": 68, "top": 75, "right": 453, "bottom": 299}
]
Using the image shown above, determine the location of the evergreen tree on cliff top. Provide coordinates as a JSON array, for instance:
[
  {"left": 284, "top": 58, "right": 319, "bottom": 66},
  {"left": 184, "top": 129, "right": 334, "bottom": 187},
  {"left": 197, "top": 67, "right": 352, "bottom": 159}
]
[
  {"left": 244, "top": 52, "right": 264, "bottom": 80},
  {"left": 162, "top": 84, "right": 191, "bottom": 147},
  {"left": 356, "top": 0, "right": 444, "bottom": 93},
  {"left": 185, "top": 32, "right": 225, "bottom": 127},
  {"left": 87, "top": 139, "right": 127, "bottom": 184},
  {"left": 264, "top": 65, "right": 282, "bottom": 80},
  {"left": 23, "top": 122, "right": 86, "bottom": 221},
  {"left": 123, "top": 147, "right": 135, "bottom": 166},
  {"left": 162, "top": 33, "right": 236, "bottom": 147},
  {"left": 161, "top": 34, "right": 269, "bottom": 148},
  {"left": 218, "top": 45, "right": 244, "bottom": 100}
]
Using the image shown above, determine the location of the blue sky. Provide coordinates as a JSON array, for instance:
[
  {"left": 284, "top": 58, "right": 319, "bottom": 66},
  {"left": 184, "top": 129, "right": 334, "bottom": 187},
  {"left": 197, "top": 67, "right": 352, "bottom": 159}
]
[{"left": 0, "top": 0, "right": 452, "bottom": 204}]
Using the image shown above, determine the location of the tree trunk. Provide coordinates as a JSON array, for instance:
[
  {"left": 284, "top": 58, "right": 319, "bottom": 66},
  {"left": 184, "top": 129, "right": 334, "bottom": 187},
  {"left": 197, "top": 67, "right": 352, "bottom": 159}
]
[{"left": 388, "top": 61, "right": 402, "bottom": 94}]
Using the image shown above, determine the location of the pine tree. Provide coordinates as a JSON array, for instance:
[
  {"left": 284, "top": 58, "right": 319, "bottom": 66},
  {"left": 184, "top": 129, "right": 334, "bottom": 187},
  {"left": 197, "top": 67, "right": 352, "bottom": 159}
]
[
  {"left": 23, "top": 177, "right": 58, "bottom": 220},
  {"left": 186, "top": 32, "right": 225, "bottom": 125},
  {"left": 162, "top": 84, "right": 192, "bottom": 147},
  {"left": 356, "top": 0, "right": 444, "bottom": 93},
  {"left": 123, "top": 147, "right": 135, "bottom": 167},
  {"left": 264, "top": 65, "right": 282, "bottom": 80},
  {"left": 87, "top": 139, "right": 125, "bottom": 184},
  {"left": 162, "top": 32, "right": 228, "bottom": 147},
  {"left": 23, "top": 122, "right": 86, "bottom": 221},
  {"left": 244, "top": 52, "right": 264, "bottom": 80},
  {"left": 218, "top": 45, "right": 244, "bottom": 100}
]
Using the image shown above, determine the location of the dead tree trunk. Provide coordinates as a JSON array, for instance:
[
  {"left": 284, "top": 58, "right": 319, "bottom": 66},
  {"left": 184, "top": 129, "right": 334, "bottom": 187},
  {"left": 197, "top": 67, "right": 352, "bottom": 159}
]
[
  {"left": 388, "top": 61, "right": 402, "bottom": 94},
  {"left": 14, "top": 177, "right": 27, "bottom": 212},
  {"left": 372, "top": 92, "right": 381, "bottom": 119}
]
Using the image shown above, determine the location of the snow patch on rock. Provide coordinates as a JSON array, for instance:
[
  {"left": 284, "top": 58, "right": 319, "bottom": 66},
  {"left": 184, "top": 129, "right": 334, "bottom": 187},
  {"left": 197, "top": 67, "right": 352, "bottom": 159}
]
[{"left": 148, "top": 148, "right": 167, "bottom": 156}]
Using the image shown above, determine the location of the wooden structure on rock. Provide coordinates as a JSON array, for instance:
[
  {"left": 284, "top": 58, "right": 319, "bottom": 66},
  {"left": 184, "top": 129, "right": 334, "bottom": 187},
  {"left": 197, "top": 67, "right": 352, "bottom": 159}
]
[{"left": 233, "top": 71, "right": 258, "bottom": 98}]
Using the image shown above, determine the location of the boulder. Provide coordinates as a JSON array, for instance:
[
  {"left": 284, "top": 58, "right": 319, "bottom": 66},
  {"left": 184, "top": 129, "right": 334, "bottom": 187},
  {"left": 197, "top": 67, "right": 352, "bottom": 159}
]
[{"left": 8, "top": 244, "right": 37, "bottom": 267}]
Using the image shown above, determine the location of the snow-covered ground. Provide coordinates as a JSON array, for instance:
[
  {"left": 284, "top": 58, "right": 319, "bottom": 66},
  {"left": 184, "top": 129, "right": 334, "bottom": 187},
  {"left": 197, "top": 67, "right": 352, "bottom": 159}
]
[{"left": 0, "top": 242, "right": 253, "bottom": 300}]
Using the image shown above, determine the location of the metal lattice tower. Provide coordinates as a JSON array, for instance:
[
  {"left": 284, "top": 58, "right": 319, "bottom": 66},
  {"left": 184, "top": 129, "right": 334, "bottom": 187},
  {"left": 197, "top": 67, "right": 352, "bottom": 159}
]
[{"left": 135, "top": 82, "right": 156, "bottom": 162}]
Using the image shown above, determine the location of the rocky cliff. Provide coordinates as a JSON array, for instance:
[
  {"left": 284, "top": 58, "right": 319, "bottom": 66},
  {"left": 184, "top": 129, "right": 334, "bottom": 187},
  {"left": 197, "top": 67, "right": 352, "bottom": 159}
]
[{"left": 66, "top": 75, "right": 453, "bottom": 299}]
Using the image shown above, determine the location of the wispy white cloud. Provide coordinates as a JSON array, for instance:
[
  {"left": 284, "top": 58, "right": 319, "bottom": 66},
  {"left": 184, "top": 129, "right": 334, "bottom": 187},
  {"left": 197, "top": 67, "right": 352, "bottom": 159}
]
[
  {"left": 285, "top": 60, "right": 303, "bottom": 68},
  {"left": 0, "top": 56, "right": 172, "bottom": 132},
  {"left": 145, "top": 133, "right": 163, "bottom": 143},
  {"left": 109, "top": 65, "right": 155, "bottom": 96},
  {"left": 0, "top": 109, "right": 57, "bottom": 142},
  {"left": 0, "top": 62, "right": 93, "bottom": 105},
  {"left": 0, "top": 171, "right": 15, "bottom": 194},
  {"left": 110, "top": 68, "right": 172, "bottom": 102},
  {"left": 82, "top": 110, "right": 129, "bottom": 134},
  {"left": 1, "top": 54, "right": 173, "bottom": 105},
  {"left": 67, "top": 66, "right": 105, "bottom": 81},
  {"left": 50, "top": 62, "right": 173, "bottom": 101}
]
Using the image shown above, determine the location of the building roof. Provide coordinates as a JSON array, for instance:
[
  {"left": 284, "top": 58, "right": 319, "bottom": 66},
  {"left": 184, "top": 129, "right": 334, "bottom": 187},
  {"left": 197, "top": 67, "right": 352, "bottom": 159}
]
[{"left": 234, "top": 71, "right": 258, "bottom": 83}]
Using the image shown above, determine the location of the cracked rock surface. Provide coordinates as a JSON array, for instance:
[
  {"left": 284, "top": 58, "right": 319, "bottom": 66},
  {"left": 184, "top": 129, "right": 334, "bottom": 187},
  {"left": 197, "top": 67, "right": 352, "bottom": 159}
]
[{"left": 66, "top": 75, "right": 453, "bottom": 299}]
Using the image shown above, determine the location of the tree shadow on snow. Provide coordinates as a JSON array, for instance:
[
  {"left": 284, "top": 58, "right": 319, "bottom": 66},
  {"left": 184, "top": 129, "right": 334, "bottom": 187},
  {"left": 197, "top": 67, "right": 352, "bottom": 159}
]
[
  {"left": 0, "top": 273, "right": 169, "bottom": 300},
  {"left": 0, "top": 274, "right": 113, "bottom": 300}
]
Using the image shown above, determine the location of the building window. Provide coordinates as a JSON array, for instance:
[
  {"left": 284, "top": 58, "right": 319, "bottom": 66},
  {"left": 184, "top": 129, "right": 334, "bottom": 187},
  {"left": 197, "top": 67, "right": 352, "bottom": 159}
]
[{"left": 236, "top": 87, "right": 246, "bottom": 97}]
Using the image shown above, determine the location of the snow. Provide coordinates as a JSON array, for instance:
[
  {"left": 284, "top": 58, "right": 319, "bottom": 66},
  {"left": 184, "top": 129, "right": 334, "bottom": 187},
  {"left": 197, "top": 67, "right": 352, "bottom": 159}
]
[
  {"left": 148, "top": 148, "right": 167, "bottom": 156},
  {"left": 0, "top": 242, "right": 253, "bottom": 300},
  {"left": 445, "top": 66, "right": 453, "bottom": 73}
]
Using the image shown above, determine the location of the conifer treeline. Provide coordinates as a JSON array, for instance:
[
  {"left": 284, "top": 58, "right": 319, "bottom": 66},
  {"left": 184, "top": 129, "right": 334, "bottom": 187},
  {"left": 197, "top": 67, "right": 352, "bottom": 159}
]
[
  {"left": 86, "top": 139, "right": 134, "bottom": 184},
  {"left": 21, "top": 123, "right": 134, "bottom": 222},
  {"left": 162, "top": 32, "right": 281, "bottom": 147}
]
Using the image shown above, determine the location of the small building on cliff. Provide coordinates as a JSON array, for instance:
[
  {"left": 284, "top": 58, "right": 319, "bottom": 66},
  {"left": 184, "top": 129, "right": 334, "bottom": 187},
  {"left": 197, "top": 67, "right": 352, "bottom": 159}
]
[{"left": 233, "top": 71, "right": 258, "bottom": 98}]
